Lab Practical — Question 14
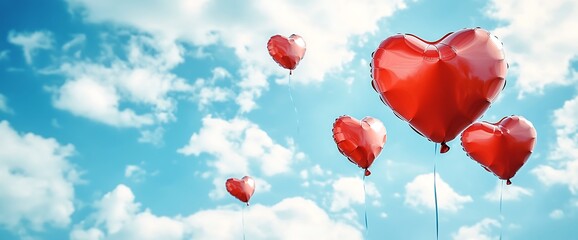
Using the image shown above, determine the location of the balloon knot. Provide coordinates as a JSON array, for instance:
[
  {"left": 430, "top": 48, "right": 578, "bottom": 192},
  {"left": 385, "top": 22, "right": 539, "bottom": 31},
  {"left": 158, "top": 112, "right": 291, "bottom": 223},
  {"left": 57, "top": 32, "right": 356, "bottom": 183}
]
[
  {"left": 440, "top": 142, "right": 450, "bottom": 153},
  {"left": 364, "top": 169, "right": 371, "bottom": 176},
  {"left": 289, "top": 70, "right": 293, "bottom": 75},
  {"left": 506, "top": 179, "right": 512, "bottom": 185}
]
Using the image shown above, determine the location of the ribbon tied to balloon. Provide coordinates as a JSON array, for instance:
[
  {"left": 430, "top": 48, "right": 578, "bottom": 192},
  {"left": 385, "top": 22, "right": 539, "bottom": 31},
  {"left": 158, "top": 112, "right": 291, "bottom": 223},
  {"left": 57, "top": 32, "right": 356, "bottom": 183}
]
[
  {"left": 267, "top": 34, "right": 306, "bottom": 73},
  {"left": 371, "top": 28, "right": 507, "bottom": 153},
  {"left": 226, "top": 176, "right": 256, "bottom": 206},
  {"left": 461, "top": 115, "right": 537, "bottom": 185},
  {"left": 332, "top": 115, "right": 387, "bottom": 176}
]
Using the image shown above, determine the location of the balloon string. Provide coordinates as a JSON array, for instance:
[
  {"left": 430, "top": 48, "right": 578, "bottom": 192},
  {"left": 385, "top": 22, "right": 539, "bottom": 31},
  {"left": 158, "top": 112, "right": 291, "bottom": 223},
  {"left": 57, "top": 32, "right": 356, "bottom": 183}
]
[
  {"left": 363, "top": 173, "right": 368, "bottom": 236},
  {"left": 434, "top": 143, "right": 439, "bottom": 240},
  {"left": 499, "top": 180, "right": 504, "bottom": 240},
  {"left": 287, "top": 73, "right": 300, "bottom": 134},
  {"left": 242, "top": 205, "right": 246, "bottom": 240}
]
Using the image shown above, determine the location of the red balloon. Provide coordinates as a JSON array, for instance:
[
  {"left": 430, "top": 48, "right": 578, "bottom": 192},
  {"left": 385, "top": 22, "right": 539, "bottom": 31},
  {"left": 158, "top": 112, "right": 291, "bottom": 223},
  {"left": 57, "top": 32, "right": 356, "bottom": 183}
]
[
  {"left": 461, "top": 115, "right": 537, "bottom": 185},
  {"left": 371, "top": 28, "right": 507, "bottom": 153},
  {"left": 267, "top": 34, "right": 306, "bottom": 72},
  {"left": 332, "top": 115, "right": 387, "bottom": 176},
  {"left": 226, "top": 176, "right": 255, "bottom": 205}
]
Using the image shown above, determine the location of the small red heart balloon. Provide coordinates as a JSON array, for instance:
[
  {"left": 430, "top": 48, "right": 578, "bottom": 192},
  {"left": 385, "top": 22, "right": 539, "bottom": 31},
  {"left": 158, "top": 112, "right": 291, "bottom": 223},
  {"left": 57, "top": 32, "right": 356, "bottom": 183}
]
[
  {"left": 332, "top": 115, "right": 387, "bottom": 176},
  {"left": 461, "top": 115, "right": 537, "bottom": 185},
  {"left": 371, "top": 28, "right": 507, "bottom": 153},
  {"left": 267, "top": 34, "right": 306, "bottom": 72},
  {"left": 226, "top": 176, "right": 255, "bottom": 205}
]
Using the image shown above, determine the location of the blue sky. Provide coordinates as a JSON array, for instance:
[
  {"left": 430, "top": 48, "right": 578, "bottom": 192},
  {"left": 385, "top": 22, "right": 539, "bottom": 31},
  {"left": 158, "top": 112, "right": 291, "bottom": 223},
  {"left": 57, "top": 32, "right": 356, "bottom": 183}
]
[{"left": 0, "top": 0, "right": 577, "bottom": 239}]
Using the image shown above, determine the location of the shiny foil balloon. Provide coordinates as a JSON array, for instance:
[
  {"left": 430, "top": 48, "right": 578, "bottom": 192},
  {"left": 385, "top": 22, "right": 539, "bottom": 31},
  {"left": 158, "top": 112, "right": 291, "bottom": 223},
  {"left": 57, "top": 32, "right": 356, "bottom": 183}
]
[
  {"left": 267, "top": 34, "right": 306, "bottom": 72},
  {"left": 332, "top": 115, "right": 387, "bottom": 176},
  {"left": 461, "top": 116, "right": 537, "bottom": 185},
  {"left": 226, "top": 176, "right": 255, "bottom": 205},
  {"left": 371, "top": 28, "right": 507, "bottom": 153}
]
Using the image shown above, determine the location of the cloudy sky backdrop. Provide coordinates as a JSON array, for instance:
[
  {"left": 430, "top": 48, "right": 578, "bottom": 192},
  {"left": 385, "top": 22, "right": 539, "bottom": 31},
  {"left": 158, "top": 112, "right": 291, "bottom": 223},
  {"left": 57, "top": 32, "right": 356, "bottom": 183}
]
[{"left": 1, "top": 0, "right": 577, "bottom": 239}]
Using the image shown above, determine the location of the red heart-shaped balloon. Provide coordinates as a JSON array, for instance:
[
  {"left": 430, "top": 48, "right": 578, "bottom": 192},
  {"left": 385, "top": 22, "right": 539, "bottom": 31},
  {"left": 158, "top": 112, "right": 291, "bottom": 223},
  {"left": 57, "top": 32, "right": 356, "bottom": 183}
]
[
  {"left": 332, "top": 115, "right": 387, "bottom": 176},
  {"left": 226, "top": 176, "right": 255, "bottom": 205},
  {"left": 267, "top": 34, "right": 306, "bottom": 71},
  {"left": 461, "top": 115, "right": 537, "bottom": 184},
  {"left": 371, "top": 28, "right": 507, "bottom": 153}
]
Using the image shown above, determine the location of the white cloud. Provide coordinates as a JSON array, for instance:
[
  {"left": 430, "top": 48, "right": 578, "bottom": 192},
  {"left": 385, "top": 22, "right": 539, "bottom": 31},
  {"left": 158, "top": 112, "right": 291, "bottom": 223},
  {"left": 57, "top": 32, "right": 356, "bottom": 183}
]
[
  {"left": 0, "top": 50, "right": 9, "bottom": 60},
  {"left": 198, "top": 87, "right": 231, "bottom": 107},
  {"left": 65, "top": 0, "right": 409, "bottom": 112},
  {"left": 0, "top": 121, "right": 78, "bottom": 232},
  {"left": 72, "top": 184, "right": 362, "bottom": 240},
  {"left": 330, "top": 177, "right": 380, "bottom": 212},
  {"left": 124, "top": 165, "right": 147, "bottom": 182},
  {"left": 0, "top": 93, "right": 13, "bottom": 114},
  {"left": 252, "top": 176, "right": 272, "bottom": 193},
  {"left": 62, "top": 34, "right": 86, "bottom": 51},
  {"left": 177, "top": 115, "right": 303, "bottom": 199},
  {"left": 486, "top": 0, "right": 578, "bottom": 96},
  {"left": 70, "top": 227, "right": 104, "bottom": 240},
  {"left": 452, "top": 218, "right": 500, "bottom": 240},
  {"left": 309, "top": 164, "right": 331, "bottom": 176},
  {"left": 235, "top": 66, "right": 268, "bottom": 113},
  {"left": 300, "top": 164, "right": 331, "bottom": 187},
  {"left": 533, "top": 161, "right": 578, "bottom": 194},
  {"left": 193, "top": 67, "right": 234, "bottom": 110},
  {"left": 484, "top": 181, "right": 533, "bottom": 202},
  {"left": 549, "top": 209, "right": 564, "bottom": 219},
  {"left": 62, "top": 34, "right": 87, "bottom": 58},
  {"left": 186, "top": 197, "right": 363, "bottom": 240},
  {"left": 7, "top": 30, "right": 53, "bottom": 65},
  {"left": 404, "top": 173, "right": 473, "bottom": 213},
  {"left": 52, "top": 76, "right": 155, "bottom": 128},
  {"left": 532, "top": 95, "right": 578, "bottom": 194},
  {"left": 138, "top": 127, "right": 165, "bottom": 146},
  {"left": 300, "top": 170, "right": 309, "bottom": 179},
  {"left": 71, "top": 185, "right": 184, "bottom": 240},
  {"left": 49, "top": 34, "right": 193, "bottom": 128}
]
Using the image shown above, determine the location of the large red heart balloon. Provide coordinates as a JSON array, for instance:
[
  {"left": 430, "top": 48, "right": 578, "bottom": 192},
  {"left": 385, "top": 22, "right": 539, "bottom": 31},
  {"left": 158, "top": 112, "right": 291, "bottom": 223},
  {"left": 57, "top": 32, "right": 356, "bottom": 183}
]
[
  {"left": 371, "top": 28, "right": 507, "bottom": 153},
  {"left": 226, "top": 176, "right": 255, "bottom": 205},
  {"left": 461, "top": 115, "right": 537, "bottom": 185},
  {"left": 267, "top": 34, "right": 306, "bottom": 72},
  {"left": 332, "top": 115, "right": 387, "bottom": 176}
]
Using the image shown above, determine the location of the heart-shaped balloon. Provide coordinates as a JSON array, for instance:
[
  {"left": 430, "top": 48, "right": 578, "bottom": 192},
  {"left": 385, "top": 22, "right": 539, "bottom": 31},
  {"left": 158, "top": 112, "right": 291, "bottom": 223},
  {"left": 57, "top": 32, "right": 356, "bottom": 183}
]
[
  {"left": 371, "top": 28, "right": 507, "bottom": 153},
  {"left": 267, "top": 34, "right": 306, "bottom": 72},
  {"left": 461, "top": 115, "right": 537, "bottom": 184},
  {"left": 332, "top": 115, "right": 387, "bottom": 176},
  {"left": 226, "top": 176, "right": 255, "bottom": 205}
]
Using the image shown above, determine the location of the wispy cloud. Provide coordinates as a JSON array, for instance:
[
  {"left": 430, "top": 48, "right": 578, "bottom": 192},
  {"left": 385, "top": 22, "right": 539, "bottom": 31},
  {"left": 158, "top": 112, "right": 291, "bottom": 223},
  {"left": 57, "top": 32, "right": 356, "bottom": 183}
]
[
  {"left": 124, "top": 165, "right": 147, "bottom": 182},
  {"left": 0, "top": 50, "right": 9, "bottom": 61},
  {"left": 404, "top": 173, "right": 473, "bottom": 213},
  {"left": 484, "top": 181, "right": 533, "bottom": 202},
  {"left": 549, "top": 209, "right": 564, "bottom": 219},
  {"left": 138, "top": 127, "right": 165, "bottom": 146},
  {"left": 532, "top": 95, "right": 578, "bottom": 194},
  {"left": 0, "top": 93, "right": 14, "bottom": 114},
  {"left": 7, "top": 30, "right": 53, "bottom": 65}
]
